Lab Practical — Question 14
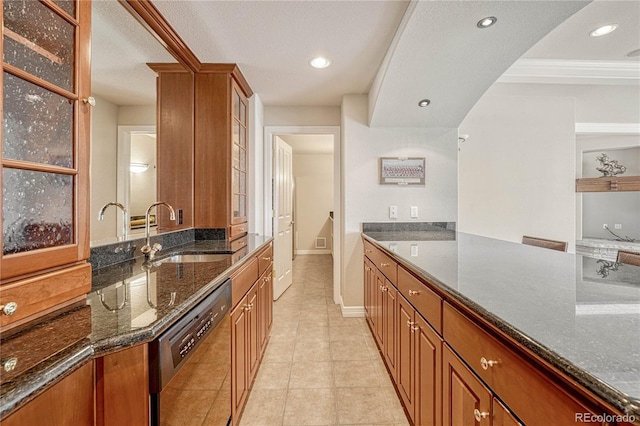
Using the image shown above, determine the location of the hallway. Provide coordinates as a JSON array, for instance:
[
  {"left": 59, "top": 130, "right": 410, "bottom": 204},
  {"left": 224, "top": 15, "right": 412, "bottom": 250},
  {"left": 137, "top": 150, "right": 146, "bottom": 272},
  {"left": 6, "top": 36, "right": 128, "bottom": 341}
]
[{"left": 239, "top": 255, "right": 409, "bottom": 426}]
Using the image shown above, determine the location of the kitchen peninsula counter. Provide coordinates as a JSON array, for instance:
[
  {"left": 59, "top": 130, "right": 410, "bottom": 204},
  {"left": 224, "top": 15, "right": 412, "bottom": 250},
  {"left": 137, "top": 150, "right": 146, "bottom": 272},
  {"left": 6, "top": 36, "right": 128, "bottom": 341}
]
[
  {"left": 362, "top": 230, "right": 640, "bottom": 420},
  {"left": 0, "top": 234, "right": 272, "bottom": 420}
]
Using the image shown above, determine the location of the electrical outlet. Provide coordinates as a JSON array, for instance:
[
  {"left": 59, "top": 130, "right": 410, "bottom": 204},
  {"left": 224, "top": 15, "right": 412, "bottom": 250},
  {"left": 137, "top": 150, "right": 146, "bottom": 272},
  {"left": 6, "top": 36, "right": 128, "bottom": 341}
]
[
  {"left": 389, "top": 206, "right": 398, "bottom": 219},
  {"left": 410, "top": 206, "right": 418, "bottom": 218},
  {"left": 177, "top": 209, "right": 183, "bottom": 225},
  {"left": 615, "top": 224, "right": 623, "bottom": 230},
  {"left": 410, "top": 244, "right": 418, "bottom": 257},
  {"left": 603, "top": 224, "right": 608, "bottom": 229}
]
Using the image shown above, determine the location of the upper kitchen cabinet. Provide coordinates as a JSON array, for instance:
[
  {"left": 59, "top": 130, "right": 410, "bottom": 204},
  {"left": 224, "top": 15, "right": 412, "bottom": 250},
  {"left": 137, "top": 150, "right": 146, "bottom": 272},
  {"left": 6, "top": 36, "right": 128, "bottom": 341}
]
[
  {"left": 194, "top": 64, "right": 253, "bottom": 245},
  {"left": 1, "top": 0, "right": 91, "bottom": 326}
]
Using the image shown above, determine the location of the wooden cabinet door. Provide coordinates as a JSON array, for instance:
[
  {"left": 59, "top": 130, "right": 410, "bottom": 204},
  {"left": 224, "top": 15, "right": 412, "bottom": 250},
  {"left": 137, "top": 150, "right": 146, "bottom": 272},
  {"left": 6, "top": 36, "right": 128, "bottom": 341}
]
[
  {"left": 396, "top": 295, "right": 415, "bottom": 421},
  {"left": 95, "top": 344, "right": 149, "bottom": 426},
  {"left": 3, "top": 361, "right": 94, "bottom": 426},
  {"left": 230, "top": 80, "right": 248, "bottom": 226},
  {"left": 258, "top": 270, "right": 272, "bottom": 356},
  {"left": 493, "top": 398, "right": 522, "bottom": 426},
  {"left": 364, "top": 259, "right": 373, "bottom": 325},
  {"left": 415, "top": 313, "right": 442, "bottom": 426},
  {"left": 443, "top": 345, "right": 492, "bottom": 426},
  {"left": 383, "top": 280, "right": 398, "bottom": 381},
  {"left": 246, "top": 285, "right": 259, "bottom": 382},
  {"left": 231, "top": 297, "right": 248, "bottom": 418}
]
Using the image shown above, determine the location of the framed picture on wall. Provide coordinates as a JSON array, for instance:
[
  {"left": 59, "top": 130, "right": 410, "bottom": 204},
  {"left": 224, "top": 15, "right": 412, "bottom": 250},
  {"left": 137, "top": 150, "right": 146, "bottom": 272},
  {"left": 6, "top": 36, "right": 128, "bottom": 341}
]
[{"left": 379, "top": 157, "right": 425, "bottom": 185}]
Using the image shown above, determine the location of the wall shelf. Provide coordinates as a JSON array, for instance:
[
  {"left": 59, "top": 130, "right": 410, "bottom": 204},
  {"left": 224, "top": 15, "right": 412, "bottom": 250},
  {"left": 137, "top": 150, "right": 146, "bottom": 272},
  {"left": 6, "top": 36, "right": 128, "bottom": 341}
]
[{"left": 576, "top": 175, "right": 640, "bottom": 192}]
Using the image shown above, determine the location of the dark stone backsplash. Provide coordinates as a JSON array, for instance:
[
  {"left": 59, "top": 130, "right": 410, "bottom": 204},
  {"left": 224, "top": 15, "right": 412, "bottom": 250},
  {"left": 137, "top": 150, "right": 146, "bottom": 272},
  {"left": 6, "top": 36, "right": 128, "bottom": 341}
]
[{"left": 362, "top": 222, "right": 456, "bottom": 232}]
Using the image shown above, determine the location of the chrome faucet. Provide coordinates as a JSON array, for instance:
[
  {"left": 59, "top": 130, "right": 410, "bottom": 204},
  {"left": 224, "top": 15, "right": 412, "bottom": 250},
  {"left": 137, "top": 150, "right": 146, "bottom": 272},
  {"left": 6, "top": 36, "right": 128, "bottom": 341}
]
[
  {"left": 141, "top": 202, "right": 176, "bottom": 259},
  {"left": 98, "top": 202, "right": 128, "bottom": 239}
]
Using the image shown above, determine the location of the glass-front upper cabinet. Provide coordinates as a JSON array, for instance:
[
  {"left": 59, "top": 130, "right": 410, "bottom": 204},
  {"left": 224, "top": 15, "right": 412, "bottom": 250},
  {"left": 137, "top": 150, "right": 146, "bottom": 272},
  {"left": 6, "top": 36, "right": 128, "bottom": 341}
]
[
  {"left": 231, "top": 80, "right": 248, "bottom": 225},
  {"left": 1, "top": 0, "right": 91, "bottom": 280}
]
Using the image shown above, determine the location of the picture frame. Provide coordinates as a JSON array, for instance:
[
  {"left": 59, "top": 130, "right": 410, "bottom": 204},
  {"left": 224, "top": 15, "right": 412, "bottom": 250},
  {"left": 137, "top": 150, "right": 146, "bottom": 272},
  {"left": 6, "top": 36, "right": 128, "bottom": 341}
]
[{"left": 379, "top": 157, "right": 425, "bottom": 185}]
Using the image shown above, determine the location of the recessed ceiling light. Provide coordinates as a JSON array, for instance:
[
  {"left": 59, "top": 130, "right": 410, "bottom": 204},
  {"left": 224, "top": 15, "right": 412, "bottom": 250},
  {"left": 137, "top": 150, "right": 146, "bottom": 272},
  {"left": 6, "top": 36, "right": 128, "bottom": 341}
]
[
  {"left": 309, "top": 57, "right": 332, "bottom": 69},
  {"left": 418, "top": 99, "right": 431, "bottom": 107},
  {"left": 477, "top": 17, "right": 497, "bottom": 29},
  {"left": 626, "top": 48, "right": 640, "bottom": 57},
  {"left": 589, "top": 24, "right": 618, "bottom": 37}
]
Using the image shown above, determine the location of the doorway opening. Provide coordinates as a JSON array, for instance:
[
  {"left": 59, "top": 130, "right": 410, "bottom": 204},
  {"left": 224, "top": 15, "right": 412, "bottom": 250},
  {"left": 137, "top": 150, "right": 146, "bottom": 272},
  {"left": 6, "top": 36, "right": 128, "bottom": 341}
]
[{"left": 264, "top": 126, "right": 341, "bottom": 305}]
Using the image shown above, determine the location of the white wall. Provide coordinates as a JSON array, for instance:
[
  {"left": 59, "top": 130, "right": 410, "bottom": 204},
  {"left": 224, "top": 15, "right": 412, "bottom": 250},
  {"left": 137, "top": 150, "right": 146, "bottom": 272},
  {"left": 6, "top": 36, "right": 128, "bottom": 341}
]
[
  {"left": 129, "top": 134, "right": 157, "bottom": 216},
  {"left": 250, "top": 94, "right": 265, "bottom": 236},
  {"left": 458, "top": 92, "right": 576, "bottom": 251},
  {"left": 90, "top": 101, "right": 156, "bottom": 243},
  {"left": 90, "top": 95, "right": 119, "bottom": 242},
  {"left": 342, "top": 95, "right": 458, "bottom": 308},
  {"left": 265, "top": 106, "right": 341, "bottom": 126},
  {"left": 293, "top": 154, "right": 334, "bottom": 254}
]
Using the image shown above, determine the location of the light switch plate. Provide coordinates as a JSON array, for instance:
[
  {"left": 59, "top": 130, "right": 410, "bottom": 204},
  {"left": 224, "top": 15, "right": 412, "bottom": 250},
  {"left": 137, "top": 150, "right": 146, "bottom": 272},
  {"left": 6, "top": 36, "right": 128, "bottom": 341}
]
[
  {"left": 389, "top": 206, "right": 398, "bottom": 219},
  {"left": 410, "top": 244, "right": 418, "bottom": 257},
  {"left": 615, "top": 224, "right": 623, "bottom": 229},
  {"left": 410, "top": 206, "right": 418, "bottom": 218}
]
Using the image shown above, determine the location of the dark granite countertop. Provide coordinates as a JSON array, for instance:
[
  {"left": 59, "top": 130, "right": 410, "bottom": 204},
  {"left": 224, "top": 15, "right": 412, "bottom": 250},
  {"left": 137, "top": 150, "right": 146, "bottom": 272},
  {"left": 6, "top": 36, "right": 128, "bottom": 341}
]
[
  {"left": 0, "top": 234, "right": 272, "bottom": 420},
  {"left": 363, "top": 231, "right": 640, "bottom": 418}
]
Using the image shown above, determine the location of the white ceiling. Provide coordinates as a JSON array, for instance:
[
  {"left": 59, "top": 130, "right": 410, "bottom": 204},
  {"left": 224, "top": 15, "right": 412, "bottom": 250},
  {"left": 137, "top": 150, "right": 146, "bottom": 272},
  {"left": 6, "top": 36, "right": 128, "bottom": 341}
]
[
  {"left": 278, "top": 134, "right": 334, "bottom": 155},
  {"left": 92, "top": 0, "right": 640, "bottom": 125}
]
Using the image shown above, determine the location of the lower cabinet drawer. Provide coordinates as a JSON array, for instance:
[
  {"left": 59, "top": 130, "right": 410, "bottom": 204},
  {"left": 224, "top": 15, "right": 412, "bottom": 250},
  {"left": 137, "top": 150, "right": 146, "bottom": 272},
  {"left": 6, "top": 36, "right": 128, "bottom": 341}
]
[
  {"left": 230, "top": 236, "right": 248, "bottom": 253},
  {"left": 363, "top": 240, "right": 397, "bottom": 284},
  {"left": 398, "top": 266, "right": 442, "bottom": 333},
  {"left": 0, "top": 263, "right": 91, "bottom": 329},
  {"left": 231, "top": 258, "right": 258, "bottom": 307},
  {"left": 230, "top": 223, "right": 248, "bottom": 240},
  {"left": 257, "top": 244, "right": 273, "bottom": 276},
  {"left": 443, "top": 303, "right": 602, "bottom": 425}
]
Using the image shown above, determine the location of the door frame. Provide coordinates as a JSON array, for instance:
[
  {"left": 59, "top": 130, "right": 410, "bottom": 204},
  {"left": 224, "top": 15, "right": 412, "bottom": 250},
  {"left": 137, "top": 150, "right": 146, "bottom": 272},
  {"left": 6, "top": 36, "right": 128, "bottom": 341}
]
[{"left": 263, "top": 126, "right": 342, "bottom": 305}]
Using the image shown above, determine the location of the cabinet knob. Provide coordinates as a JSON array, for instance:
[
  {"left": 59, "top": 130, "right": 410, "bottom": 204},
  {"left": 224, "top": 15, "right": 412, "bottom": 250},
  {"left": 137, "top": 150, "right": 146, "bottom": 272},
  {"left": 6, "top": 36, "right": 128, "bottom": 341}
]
[
  {"left": 480, "top": 357, "right": 499, "bottom": 370},
  {"left": 411, "top": 326, "right": 419, "bottom": 332},
  {"left": 365, "top": 266, "right": 371, "bottom": 271},
  {"left": 262, "top": 256, "right": 271, "bottom": 261},
  {"left": 245, "top": 303, "right": 254, "bottom": 311},
  {"left": 365, "top": 249, "right": 372, "bottom": 253},
  {"left": 2, "top": 357, "right": 17, "bottom": 372},
  {"left": 408, "top": 290, "right": 420, "bottom": 296},
  {"left": 380, "top": 262, "right": 390, "bottom": 267},
  {"left": 406, "top": 321, "right": 416, "bottom": 327},
  {"left": 474, "top": 409, "right": 490, "bottom": 422},
  {"left": 0, "top": 302, "right": 18, "bottom": 316},
  {"left": 82, "top": 96, "right": 96, "bottom": 107}
]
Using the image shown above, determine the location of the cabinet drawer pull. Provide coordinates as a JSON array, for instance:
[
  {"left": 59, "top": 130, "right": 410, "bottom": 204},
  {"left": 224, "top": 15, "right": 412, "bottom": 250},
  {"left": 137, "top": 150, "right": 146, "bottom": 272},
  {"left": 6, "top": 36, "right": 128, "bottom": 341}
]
[
  {"left": 408, "top": 290, "right": 420, "bottom": 296},
  {"left": 365, "top": 249, "right": 372, "bottom": 253},
  {"left": 480, "top": 357, "right": 499, "bottom": 370},
  {"left": 474, "top": 409, "right": 490, "bottom": 422},
  {"left": 262, "top": 256, "right": 271, "bottom": 261},
  {"left": 0, "top": 302, "right": 18, "bottom": 316},
  {"left": 2, "top": 357, "right": 18, "bottom": 372},
  {"left": 380, "top": 262, "right": 390, "bottom": 267}
]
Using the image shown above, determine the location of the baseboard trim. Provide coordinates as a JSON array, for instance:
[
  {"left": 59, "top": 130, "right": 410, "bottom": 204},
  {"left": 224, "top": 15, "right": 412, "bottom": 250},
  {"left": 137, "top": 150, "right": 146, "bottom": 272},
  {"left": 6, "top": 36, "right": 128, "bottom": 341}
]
[
  {"left": 340, "top": 303, "right": 365, "bottom": 318},
  {"left": 295, "top": 250, "right": 332, "bottom": 255}
]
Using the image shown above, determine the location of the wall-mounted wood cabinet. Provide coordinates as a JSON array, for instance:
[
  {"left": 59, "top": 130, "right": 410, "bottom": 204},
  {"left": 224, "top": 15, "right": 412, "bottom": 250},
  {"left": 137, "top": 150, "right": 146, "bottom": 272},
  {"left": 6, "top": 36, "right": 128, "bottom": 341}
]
[
  {"left": 576, "top": 176, "right": 640, "bottom": 192},
  {"left": 194, "top": 64, "right": 253, "bottom": 243},
  {"left": 1, "top": 0, "right": 92, "bottom": 329}
]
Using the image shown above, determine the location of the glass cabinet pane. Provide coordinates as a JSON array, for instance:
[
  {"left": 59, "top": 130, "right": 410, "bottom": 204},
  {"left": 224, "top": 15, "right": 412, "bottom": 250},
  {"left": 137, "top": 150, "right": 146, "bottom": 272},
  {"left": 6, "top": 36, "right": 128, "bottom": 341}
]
[
  {"left": 240, "top": 101, "right": 246, "bottom": 125},
  {"left": 51, "top": 0, "right": 75, "bottom": 17},
  {"left": 233, "top": 195, "right": 240, "bottom": 218},
  {"left": 3, "top": 73, "right": 74, "bottom": 168},
  {"left": 233, "top": 90, "right": 240, "bottom": 120},
  {"left": 3, "top": 168, "right": 73, "bottom": 255},
  {"left": 233, "top": 121, "right": 240, "bottom": 145},
  {"left": 233, "top": 169, "right": 240, "bottom": 194},
  {"left": 239, "top": 146, "right": 246, "bottom": 170},
  {"left": 3, "top": 0, "right": 75, "bottom": 91},
  {"left": 239, "top": 195, "right": 246, "bottom": 218},
  {"left": 239, "top": 126, "right": 246, "bottom": 148},
  {"left": 233, "top": 143, "right": 240, "bottom": 169}
]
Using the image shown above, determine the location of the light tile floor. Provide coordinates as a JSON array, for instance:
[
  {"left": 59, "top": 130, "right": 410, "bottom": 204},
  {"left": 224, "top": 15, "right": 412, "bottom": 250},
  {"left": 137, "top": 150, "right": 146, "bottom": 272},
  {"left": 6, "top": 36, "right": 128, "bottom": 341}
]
[{"left": 239, "top": 255, "right": 409, "bottom": 426}]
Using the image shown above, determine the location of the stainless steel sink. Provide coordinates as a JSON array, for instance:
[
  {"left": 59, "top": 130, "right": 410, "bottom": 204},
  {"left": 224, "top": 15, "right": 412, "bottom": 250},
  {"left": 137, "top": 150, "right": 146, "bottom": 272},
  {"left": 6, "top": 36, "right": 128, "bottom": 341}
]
[{"left": 156, "top": 254, "right": 228, "bottom": 263}]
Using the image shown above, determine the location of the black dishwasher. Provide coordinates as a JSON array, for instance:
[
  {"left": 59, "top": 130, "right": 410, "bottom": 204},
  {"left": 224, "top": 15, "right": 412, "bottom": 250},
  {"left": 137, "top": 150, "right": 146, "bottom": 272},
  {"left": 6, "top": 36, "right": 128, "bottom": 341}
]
[{"left": 149, "top": 279, "right": 231, "bottom": 426}]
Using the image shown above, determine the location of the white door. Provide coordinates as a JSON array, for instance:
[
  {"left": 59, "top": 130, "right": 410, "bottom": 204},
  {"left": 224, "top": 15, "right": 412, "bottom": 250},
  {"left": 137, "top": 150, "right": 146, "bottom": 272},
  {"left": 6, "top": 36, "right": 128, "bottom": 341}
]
[{"left": 273, "top": 136, "right": 294, "bottom": 300}]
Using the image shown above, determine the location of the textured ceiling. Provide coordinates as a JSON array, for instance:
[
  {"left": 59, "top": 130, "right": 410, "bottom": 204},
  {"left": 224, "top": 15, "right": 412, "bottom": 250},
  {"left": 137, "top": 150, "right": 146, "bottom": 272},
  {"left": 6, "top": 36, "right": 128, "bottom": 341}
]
[
  {"left": 91, "top": 0, "right": 175, "bottom": 106},
  {"left": 91, "top": 0, "right": 638, "bottom": 126},
  {"left": 152, "top": 0, "right": 409, "bottom": 106},
  {"left": 368, "top": 1, "right": 591, "bottom": 127}
]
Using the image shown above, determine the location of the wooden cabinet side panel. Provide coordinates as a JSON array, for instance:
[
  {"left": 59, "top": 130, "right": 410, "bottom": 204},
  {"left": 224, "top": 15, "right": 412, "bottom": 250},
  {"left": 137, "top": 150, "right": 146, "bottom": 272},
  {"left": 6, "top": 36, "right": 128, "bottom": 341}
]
[
  {"left": 95, "top": 344, "right": 149, "bottom": 426},
  {"left": 156, "top": 71, "right": 194, "bottom": 231},
  {"left": 3, "top": 361, "right": 94, "bottom": 426},
  {"left": 194, "top": 73, "right": 231, "bottom": 228},
  {"left": 247, "top": 285, "right": 259, "bottom": 382}
]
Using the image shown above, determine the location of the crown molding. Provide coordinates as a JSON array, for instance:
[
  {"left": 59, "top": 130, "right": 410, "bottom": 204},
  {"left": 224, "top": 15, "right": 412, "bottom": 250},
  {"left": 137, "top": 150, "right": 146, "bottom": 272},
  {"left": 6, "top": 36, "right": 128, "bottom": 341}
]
[
  {"left": 575, "top": 122, "right": 640, "bottom": 135},
  {"left": 498, "top": 59, "right": 640, "bottom": 85}
]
